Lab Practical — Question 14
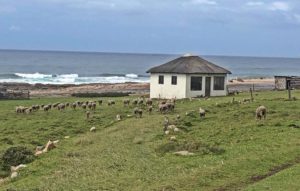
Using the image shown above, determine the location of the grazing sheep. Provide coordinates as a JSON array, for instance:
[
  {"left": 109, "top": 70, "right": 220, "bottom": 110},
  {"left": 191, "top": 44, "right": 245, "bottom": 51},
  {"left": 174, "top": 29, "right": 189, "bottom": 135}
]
[
  {"left": 256, "top": 105, "right": 267, "bottom": 120},
  {"left": 148, "top": 106, "right": 153, "bottom": 114},
  {"left": 98, "top": 100, "right": 103, "bottom": 105},
  {"left": 57, "top": 103, "right": 66, "bottom": 111},
  {"left": 71, "top": 103, "right": 77, "bottom": 110},
  {"left": 138, "top": 99, "right": 144, "bottom": 105},
  {"left": 91, "top": 102, "right": 96, "bottom": 110},
  {"left": 108, "top": 100, "right": 115, "bottom": 106},
  {"left": 132, "top": 99, "right": 138, "bottom": 106},
  {"left": 65, "top": 103, "right": 70, "bottom": 107},
  {"left": 43, "top": 105, "right": 50, "bottom": 112},
  {"left": 53, "top": 103, "right": 60, "bottom": 108},
  {"left": 159, "top": 104, "right": 169, "bottom": 114},
  {"left": 146, "top": 99, "right": 153, "bottom": 106},
  {"left": 82, "top": 104, "right": 87, "bottom": 110},
  {"left": 199, "top": 107, "right": 206, "bottom": 118},
  {"left": 86, "top": 111, "right": 91, "bottom": 119},
  {"left": 76, "top": 101, "right": 83, "bottom": 106},
  {"left": 170, "top": 136, "right": 176, "bottom": 141},
  {"left": 88, "top": 102, "right": 93, "bottom": 109},
  {"left": 133, "top": 107, "right": 143, "bottom": 118},
  {"left": 41, "top": 104, "right": 45, "bottom": 108},
  {"left": 123, "top": 99, "right": 130, "bottom": 106},
  {"left": 176, "top": 114, "right": 180, "bottom": 120},
  {"left": 25, "top": 108, "right": 32, "bottom": 114}
]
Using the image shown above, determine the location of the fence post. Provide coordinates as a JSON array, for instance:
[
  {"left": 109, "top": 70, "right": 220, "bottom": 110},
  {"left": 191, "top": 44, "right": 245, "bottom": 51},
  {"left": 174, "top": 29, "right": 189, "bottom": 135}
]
[
  {"left": 288, "top": 85, "right": 292, "bottom": 100},
  {"left": 250, "top": 88, "right": 254, "bottom": 102}
]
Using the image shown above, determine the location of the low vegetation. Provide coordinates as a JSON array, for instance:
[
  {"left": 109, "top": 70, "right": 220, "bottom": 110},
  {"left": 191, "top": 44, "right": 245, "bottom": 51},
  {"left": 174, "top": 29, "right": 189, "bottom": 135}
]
[{"left": 0, "top": 90, "right": 299, "bottom": 190}]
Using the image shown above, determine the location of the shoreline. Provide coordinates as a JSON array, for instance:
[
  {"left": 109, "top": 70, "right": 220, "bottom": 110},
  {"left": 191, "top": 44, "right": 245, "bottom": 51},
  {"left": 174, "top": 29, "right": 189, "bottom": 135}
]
[{"left": 0, "top": 78, "right": 275, "bottom": 97}]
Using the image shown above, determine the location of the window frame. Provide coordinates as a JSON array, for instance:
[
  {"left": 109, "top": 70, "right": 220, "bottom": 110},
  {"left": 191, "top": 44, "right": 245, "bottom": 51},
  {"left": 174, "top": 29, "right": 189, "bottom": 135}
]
[
  {"left": 158, "top": 75, "right": 164, "bottom": 84},
  {"left": 171, "top": 76, "right": 177, "bottom": 85},
  {"left": 190, "top": 76, "right": 203, "bottom": 91},
  {"left": 213, "top": 76, "right": 225, "bottom": 90}
]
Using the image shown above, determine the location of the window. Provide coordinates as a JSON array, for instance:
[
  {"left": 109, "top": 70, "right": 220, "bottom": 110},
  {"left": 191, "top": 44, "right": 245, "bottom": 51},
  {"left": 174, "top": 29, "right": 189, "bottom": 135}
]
[
  {"left": 191, "top": 76, "right": 202, "bottom": 91},
  {"left": 214, "top": 76, "right": 225, "bottom": 90},
  {"left": 158, "top": 75, "right": 164, "bottom": 84},
  {"left": 171, "top": 76, "right": 177, "bottom": 85}
]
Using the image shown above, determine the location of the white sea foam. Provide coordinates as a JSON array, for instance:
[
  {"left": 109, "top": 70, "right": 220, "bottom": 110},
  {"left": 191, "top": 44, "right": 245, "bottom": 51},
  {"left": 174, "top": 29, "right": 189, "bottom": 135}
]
[{"left": 1, "top": 72, "right": 149, "bottom": 84}]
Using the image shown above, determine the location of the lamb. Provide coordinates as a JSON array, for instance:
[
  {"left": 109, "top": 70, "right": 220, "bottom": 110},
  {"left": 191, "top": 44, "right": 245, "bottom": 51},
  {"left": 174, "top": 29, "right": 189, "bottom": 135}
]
[
  {"left": 133, "top": 107, "right": 143, "bottom": 118},
  {"left": 199, "top": 107, "right": 206, "bottom": 118},
  {"left": 256, "top": 105, "right": 267, "bottom": 120}
]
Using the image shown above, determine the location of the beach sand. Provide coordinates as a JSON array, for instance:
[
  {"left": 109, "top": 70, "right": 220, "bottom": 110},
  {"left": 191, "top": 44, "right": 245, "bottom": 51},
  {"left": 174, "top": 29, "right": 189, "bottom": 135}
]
[{"left": 0, "top": 78, "right": 275, "bottom": 97}]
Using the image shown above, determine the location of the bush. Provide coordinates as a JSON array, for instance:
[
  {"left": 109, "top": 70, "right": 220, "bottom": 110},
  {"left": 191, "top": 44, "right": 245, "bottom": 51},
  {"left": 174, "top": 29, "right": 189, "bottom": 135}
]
[{"left": 1, "top": 146, "right": 35, "bottom": 171}]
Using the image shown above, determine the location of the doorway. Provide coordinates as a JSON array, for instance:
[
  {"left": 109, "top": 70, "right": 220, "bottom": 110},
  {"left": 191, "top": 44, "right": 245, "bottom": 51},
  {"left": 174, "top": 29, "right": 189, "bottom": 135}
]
[{"left": 205, "top": 77, "right": 211, "bottom": 97}]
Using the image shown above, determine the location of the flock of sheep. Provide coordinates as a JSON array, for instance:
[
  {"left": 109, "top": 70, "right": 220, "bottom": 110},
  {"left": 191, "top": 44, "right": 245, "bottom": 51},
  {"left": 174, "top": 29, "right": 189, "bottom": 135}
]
[
  {"left": 15, "top": 96, "right": 267, "bottom": 122},
  {"left": 15, "top": 97, "right": 179, "bottom": 119}
]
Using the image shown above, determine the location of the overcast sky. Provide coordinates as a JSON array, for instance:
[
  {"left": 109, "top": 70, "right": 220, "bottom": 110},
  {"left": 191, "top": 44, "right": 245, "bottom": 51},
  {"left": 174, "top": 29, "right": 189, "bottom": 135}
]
[{"left": 0, "top": 0, "right": 299, "bottom": 57}]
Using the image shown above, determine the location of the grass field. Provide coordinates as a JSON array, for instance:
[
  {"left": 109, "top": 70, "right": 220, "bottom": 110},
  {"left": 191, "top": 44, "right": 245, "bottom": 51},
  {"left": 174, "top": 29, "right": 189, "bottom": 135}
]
[{"left": 0, "top": 90, "right": 300, "bottom": 191}]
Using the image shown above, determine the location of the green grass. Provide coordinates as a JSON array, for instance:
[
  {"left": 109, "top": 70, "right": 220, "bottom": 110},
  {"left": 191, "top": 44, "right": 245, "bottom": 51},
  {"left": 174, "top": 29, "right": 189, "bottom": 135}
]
[{"left": 0, "top": 91, "right": 300, "bottom": 190}]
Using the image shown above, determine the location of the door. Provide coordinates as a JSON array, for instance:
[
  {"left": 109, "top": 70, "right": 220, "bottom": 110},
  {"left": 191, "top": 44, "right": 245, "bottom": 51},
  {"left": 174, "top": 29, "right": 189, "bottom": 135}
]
[{"left": 205, "top": 77, "right": 211, "bottom": 97}]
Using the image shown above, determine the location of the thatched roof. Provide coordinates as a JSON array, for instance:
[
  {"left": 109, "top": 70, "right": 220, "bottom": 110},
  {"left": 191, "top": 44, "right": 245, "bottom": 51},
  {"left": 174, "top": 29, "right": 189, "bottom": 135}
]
[{"left": 147, "top": 55, "right": 231, "bottom": 74}]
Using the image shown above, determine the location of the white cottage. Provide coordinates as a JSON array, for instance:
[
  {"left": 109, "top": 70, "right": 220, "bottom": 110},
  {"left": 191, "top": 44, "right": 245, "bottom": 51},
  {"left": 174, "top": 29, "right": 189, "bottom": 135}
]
[{"left": 147, "top": 55, "right": 231, "bottom": 99}]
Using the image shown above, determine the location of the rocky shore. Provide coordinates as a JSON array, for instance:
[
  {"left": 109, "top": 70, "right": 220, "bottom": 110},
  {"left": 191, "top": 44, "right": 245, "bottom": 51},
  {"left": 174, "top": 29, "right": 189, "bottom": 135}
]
[{"left": 0, "top": 78, "right": 275, "bottom": 98}]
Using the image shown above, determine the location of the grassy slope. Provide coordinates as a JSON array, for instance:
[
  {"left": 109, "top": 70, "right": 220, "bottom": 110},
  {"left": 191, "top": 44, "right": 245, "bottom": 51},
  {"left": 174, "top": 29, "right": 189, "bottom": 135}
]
[{"left": 0, "top": 91, "right": 299, "bottom": 190}]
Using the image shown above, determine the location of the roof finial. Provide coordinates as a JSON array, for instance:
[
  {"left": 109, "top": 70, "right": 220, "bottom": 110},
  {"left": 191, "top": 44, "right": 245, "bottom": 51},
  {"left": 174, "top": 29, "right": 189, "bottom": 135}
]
[{"left": 183, "top": 53, "right": 193, "bottom": 57}]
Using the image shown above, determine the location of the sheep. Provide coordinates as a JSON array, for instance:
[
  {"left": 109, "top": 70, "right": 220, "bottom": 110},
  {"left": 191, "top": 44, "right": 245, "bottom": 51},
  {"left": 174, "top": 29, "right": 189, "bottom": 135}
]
[
  {"left": 57, "top": 103, "right": 66, "bottom": 111},
  {"left": 53, "top": 103, "right": 60, "bottom": 108},
  {"left": 82, "top": 104, "right": 87, "bottom": 110},
  {"left": 116, "top": 114, "right": 122, "bottom": 121},
  {"left": 76, "top": 101, "right": 83, "bottom": 106},
  {"left": 138, "top": 99, "right": 144, "bottom": 105},
  {"left": 123, "top": 99, "right": 130, "bottom": 106},
  {"left": 25, "top": 108, "right": 32, "bottom": 114},
  {"left": 159, "top": 104, "right": 169, "bottom": 114},
  {"left": 132, "top": 99, "right": 138, "bottom": 106},
  {"left": 163, "top": 116, "right": 169, "bottom": 132},
  {"left": 176, "top": 114, "right": 180, "bottom": 120},
  {"left": 148, "top": 106, "right": 153, "bottom": 114},
  {"left": 43, "top": 105, "right": 50, "bottom": 112},
  {"left": 90, "top": 126, "right": 96, "bottom": 132},
  {"left": 108, "top": 100, "right": 115, "bottom": 106},
  {"left": 65, "top": 103, "right": 70, "bottom": 107},
  {"left": 88, "top": 102, "right": 93, "bottom": 110},
  {"left": 256, "top": 105, "right": 267, "bottom": 120},
  {"left": 41, "top": 104, "right": 45, "bottom": 108},
  {"left": 98, "top": 100, "right": 103, "bottom": 105},
  {"left": 86, "top": 111, "right": 91, "bottom": 119},
  {"left": 91, "top": 102, "right": 96, "bottom": 110},
  {"left": 15, "top": 106, "right": 23, "bottom": 113},
  {"left": 133, "top": 107, "right": 143, "bottom": 118},
  {"left": 199, "top": 107, "right": 206, "bottom": 118},
  {"left": 71, "top": 103, "right": 77, "bottom": 110},
  {"left": 146, "top": 99, "right": 153, "bottom": 106}
]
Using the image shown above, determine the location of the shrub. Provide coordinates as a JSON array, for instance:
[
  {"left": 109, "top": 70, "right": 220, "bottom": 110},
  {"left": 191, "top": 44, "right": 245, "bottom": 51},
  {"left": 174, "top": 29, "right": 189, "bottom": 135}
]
[{"left": 1, "top": 146, "right": 35, "bottom": 171}]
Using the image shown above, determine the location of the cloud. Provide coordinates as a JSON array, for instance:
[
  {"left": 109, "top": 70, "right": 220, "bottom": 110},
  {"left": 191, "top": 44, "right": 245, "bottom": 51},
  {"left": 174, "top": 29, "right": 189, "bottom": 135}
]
[
  {"left": 9, "top": 25, "right": 21, "bottom": 31},
  {"left": 269, "top": 2, "right": 290, "bottom": 11},
  {"left": 246, "top": 2, "right": 265, "bottom": 6},
  {"left": 190, "top": 0, "right": 217, "bottom": 5}
]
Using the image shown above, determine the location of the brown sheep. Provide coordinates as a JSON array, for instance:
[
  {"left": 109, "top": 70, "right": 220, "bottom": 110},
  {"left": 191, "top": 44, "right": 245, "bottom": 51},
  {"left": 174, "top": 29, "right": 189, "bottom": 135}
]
[{"left": 256, "top": 106, "right": 267, "bottom": 120}]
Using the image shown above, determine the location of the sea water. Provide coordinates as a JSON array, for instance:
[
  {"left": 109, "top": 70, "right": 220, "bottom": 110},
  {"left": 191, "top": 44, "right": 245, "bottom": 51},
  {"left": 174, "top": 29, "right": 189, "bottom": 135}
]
[{"left": 0, "top": 49, "right": 299, "bottom": 84}]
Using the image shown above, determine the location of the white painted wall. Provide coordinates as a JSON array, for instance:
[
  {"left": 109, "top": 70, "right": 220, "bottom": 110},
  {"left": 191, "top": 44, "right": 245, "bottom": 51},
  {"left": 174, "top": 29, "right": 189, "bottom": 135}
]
[
  {"left": 150, "top": 73, "right": 187, "bottom": 99},
  {"left": 150, "top": 73, "right": 228, "bottom": 99}
]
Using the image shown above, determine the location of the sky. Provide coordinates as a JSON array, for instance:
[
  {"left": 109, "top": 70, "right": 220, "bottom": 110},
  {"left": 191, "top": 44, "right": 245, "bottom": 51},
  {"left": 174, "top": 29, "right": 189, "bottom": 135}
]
[{"left": 0, "top": 0, "right": 299, "bottom": 57}]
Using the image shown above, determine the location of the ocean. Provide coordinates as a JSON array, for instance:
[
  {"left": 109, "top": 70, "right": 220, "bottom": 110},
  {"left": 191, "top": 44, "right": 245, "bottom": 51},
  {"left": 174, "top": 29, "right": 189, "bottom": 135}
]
[{"left": 0, "top": 49, "right": 299, "bottom": 85}]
